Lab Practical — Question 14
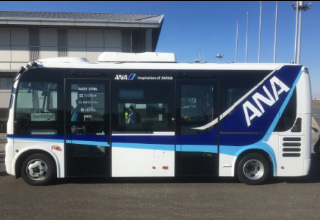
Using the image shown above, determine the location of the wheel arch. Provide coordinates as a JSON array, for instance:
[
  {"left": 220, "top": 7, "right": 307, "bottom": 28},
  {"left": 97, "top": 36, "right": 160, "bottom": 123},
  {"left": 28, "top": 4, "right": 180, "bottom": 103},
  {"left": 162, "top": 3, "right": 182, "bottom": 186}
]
[
  {"left": 234, "top": 149, "right": 276, "bottom": 178},
  {"left": 14, "top": 148, "right": 59, "bottom": 179}
]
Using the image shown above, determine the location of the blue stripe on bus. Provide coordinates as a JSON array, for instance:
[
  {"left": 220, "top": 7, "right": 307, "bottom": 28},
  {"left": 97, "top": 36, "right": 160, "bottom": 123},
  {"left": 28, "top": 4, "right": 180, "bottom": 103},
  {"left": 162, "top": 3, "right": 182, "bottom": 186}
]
[
  {"left": 7, "top": 134, "right": 110, "bottom": 146},
  {"left": 7, "top": 134, "right": 64, "bottom": 143},
  {"left": 176, "top": 145, "right": 218, "bottom": 153},
  {"left": 66, "top": 140, "right": 110, "bottom": 147},
  {"left": 11, "top": 137, "right": 65, "bottom": 143},
  {"left": 66, "top": 135, "right": 110, "bottom": 146},
  {"left": 66, "top": 135, "right": 109, "bottom": 142},
  {"left": 112, "top": 143, "right": 218, "bottom": 153}
]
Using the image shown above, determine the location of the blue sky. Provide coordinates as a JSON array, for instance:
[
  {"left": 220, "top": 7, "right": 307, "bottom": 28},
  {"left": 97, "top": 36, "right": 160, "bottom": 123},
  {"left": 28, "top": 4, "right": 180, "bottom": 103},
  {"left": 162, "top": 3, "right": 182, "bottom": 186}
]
[{"left": 2, "top": 1, "right": 320, "bottom": 97}]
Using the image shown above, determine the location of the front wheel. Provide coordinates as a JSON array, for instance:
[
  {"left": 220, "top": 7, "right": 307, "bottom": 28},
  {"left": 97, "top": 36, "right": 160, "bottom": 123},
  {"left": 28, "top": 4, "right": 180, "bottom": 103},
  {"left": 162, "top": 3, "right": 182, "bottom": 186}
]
[
  {"left": 237, "top": 153, "right": 270, "bottom": 185},
  {"left": 21, "top": 153, "right": 56, "bottom": 186}
]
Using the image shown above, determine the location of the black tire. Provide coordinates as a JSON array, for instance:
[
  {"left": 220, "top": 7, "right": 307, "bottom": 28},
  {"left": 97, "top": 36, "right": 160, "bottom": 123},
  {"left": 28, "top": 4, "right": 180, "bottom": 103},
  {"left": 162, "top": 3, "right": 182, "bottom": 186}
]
[
  {"left": 314, "top": 145, "right": 320, "bottom": 156},
  {"left": 237, "top": 153, "right": 270, "bottom": 185},
  {"left": 21, "top": 153, "right": 56, "bottom": 186},
  {"left": 313, "top": 136, "right": 320, "bottom": 156}
]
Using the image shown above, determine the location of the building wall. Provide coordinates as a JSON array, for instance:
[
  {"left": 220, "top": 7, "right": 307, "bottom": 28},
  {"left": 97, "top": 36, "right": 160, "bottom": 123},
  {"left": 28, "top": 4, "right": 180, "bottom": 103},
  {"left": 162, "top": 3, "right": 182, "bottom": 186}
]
[
  {"left": 0, "top": 27, "right": 132, "bottom": 71},
  {"left": 0, "top": 77, "right": 12, "bottom": 108},
  {"left": 0, "top": 27, "right": 149, "bottom": 130},
  {"left": 0, "top": 78, "right": 12, "bottom": 132}
]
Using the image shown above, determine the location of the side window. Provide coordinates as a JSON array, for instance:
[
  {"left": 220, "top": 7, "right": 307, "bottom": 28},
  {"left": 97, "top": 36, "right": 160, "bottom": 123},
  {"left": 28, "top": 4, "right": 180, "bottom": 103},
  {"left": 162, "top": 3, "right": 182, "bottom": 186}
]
[
  {"left": 15, "top": 81, "right": 61, "bottom": 134},
  {"left": 179, "top": 81, "right": 218, "bottom": 135},
  {"left": 69, "top": 82, "right": 106, "bottom": 135},
  {"left": 274, "top": 89, "right": 297, "bottom": 132},
  {"left": 16, "top": 82, "right": 58, "bottom": 121},
  {"left": 226, "top": 88, "right": 248, "bottom": 109},
  {"left": 112, "top": 82, "right": 173, "bottom": 132},
  {"left": 219, "top": 71, "right": 270, "bottom": 114},
  {"left": 181, "top": 84, "right": 216, "bottom": 125}
]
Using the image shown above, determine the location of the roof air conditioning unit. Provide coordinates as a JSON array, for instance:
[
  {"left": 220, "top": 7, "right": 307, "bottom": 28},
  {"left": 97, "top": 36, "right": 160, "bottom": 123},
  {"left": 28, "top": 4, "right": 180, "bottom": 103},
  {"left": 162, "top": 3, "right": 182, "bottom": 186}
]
[{"left": 98, "top": 52, "right": 176, "bottom": 63}]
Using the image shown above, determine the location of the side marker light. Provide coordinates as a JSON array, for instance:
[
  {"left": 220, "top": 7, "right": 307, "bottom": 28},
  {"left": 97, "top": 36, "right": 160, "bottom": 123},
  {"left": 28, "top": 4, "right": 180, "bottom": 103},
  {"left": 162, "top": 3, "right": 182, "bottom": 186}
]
[{"left": 52, "top": 145, "right": 62, "bottom": 151}]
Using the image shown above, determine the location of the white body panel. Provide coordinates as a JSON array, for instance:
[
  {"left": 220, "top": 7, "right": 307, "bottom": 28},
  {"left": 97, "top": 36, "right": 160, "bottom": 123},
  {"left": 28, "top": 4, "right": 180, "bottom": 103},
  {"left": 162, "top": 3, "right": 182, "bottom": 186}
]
[
  {"left": 277, "top": 68, "right": 311, "bottom": 176},
  {"left": 5, "top": 142, "right": 14, "bottom": 175},
  {"left": 112, "top": 147, "right": 174, "bottom": 177},
  {"left": 112, "top": 133, "right": 175, "bottom": 177},
  {"left": 8, "top": 139, "right": 65, "bottom": 178},
  {"left": 219, "top": 154, "right": 236, "bottom": 177}
]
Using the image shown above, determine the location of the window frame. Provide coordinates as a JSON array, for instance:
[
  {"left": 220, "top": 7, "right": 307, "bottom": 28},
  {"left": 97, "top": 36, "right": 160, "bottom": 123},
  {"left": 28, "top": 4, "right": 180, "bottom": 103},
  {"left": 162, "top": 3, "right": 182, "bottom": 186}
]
[
  {"left": 112, "top": 79, "right": 175, "bottom": 133},
  {"left": 14, "top": 69, "right": 64, "bottom": 135}
]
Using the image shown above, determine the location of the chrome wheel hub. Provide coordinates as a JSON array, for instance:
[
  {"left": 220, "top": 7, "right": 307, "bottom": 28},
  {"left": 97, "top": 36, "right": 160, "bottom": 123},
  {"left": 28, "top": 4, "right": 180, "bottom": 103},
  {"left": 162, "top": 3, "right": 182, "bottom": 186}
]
[
  {"left": 26, "top": 159, "right": 48, "bottom": 181},
  {"left": 243, "top": 159, "right": 264, "bottom": 180}
]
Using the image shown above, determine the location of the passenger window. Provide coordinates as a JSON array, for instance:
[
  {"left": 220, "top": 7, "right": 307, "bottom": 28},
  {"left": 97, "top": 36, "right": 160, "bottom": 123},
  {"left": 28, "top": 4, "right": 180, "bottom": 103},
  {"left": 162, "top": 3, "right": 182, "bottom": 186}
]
[
  {"left": 69, "top": 82, "right": 106, "bottom": 135},
  {"left": 16, "top": 82, "right": 58, "bottom": 121},
  {"left": 112, "top": 82, "right": 174, "bottom": 132},
  {"left": 226, "top": 88, "right": 248, "bottom": 109},
  {"left": 15, "top": 81, "right": 60, "bottom": 134},
  {"left": 274, "top": 89, "right": 297, "bottom": 132},
  {"left": 219, "top": 71, "right": 270, "bottom": 114},
  {"left": 181, "top": 85, "right": 216, "bottom": 125},
  {"left": 179, "top": 81, "right": 218, "bottom": 135}
]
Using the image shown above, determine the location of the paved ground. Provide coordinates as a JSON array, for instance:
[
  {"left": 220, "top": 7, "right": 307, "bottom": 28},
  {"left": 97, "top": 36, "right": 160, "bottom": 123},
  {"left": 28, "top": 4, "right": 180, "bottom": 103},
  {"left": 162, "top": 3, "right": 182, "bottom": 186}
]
[{"left": 0, "top": 103, "right": 320, "bottom": 220}]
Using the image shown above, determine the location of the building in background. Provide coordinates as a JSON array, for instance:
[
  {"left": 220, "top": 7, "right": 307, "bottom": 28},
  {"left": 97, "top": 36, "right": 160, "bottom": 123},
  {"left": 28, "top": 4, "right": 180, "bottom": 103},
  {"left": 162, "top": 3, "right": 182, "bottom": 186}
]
[{"left": 0, "top": 11, "right": 164, "bottom": 132}]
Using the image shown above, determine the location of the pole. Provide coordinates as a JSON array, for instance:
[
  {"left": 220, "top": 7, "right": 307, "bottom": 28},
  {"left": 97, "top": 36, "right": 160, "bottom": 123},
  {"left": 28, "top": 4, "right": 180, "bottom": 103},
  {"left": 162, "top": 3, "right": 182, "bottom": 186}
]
[
  {"left": 202, "top": 50, "right": 205, "bottom": 63},
  {"left": 258, "top": 1, "right": 262, "bottom": 63},
  {"left": 273, "top": 1, "right": 278, "bottom": 63},
  {"left": 292, "top": 1, "right": 312, "bottom": 64},
  {"left": 235, "top": 20, "right": 239, "bottom": 63},
  {"left": 297, "top": 5, "right": 302, "bottom": 64},
  {"left": 294, "top": 1, "right": 299, "bottom": 63},
  {"left": 246, "top": 11, "right": 249, "bottom": 63}
]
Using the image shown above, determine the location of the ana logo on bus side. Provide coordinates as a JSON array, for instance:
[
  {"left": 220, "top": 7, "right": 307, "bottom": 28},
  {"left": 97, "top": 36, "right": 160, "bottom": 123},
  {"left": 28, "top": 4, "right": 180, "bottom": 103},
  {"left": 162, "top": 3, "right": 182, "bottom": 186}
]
[
  {"left": 114, "top": 74, "right": 173, "bottom": 81},
  {"left": 114, "top": 74, "right": 136, "bottom": 80},
  {"left": 243, "top": 76, "right": 290, "bottom": 127}
]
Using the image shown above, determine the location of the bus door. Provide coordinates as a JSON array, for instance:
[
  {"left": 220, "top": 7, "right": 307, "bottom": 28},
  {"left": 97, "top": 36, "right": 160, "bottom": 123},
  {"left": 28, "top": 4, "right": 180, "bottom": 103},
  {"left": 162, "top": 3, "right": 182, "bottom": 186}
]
[
  {"left": 111, "top": 79, "right": 175, "bottom": 177},
  {"left": 65, "top": 79, "right": 111, "bottom": 177},
  {"left": 176, "top": 80, "right": 219, "bottom": 176}
]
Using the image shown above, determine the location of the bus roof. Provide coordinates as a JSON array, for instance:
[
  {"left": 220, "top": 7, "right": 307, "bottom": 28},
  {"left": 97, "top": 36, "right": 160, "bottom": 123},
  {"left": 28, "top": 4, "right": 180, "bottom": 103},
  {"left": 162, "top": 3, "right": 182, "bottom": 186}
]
[
  {"left": 35, "top": 60, "right": 299, "bottom": 71},
  {"left": 33, "top": 52, "right": 300, "bottom": 71}
]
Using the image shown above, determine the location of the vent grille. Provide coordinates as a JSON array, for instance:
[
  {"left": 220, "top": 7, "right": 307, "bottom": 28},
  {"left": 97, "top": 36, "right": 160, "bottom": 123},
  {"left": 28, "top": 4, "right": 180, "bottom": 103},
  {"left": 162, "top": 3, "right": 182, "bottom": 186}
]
[{"left": 282, "top": 137, "right": 301, "bottom": 157}]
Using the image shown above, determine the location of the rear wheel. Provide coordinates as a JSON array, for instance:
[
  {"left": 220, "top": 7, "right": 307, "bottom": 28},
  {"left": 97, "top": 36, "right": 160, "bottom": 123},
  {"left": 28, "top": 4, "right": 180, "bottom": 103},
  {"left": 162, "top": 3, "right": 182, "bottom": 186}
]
[
  {"left": 313, "top": 142, "right": 320, "bottom": 156},
  {"left": 237, "top": 153, "right": 270, "bottom": 185},
  {"left": 21, "top": 153, "right": 56, "bottom": 186}
]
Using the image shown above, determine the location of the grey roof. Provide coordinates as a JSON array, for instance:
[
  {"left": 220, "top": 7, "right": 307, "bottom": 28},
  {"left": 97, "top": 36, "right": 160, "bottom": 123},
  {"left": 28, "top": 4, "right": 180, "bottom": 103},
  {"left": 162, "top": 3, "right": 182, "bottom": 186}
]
[{"left": 0, "top": 11, "right": 164, "bottom": 28}]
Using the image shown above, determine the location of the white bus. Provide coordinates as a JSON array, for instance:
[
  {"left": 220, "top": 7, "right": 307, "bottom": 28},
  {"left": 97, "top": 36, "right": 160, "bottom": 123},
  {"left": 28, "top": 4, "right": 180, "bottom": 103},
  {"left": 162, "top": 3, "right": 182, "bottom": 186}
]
[{"left": 5, "top": 52, "right": 311, "bottom": 185}]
